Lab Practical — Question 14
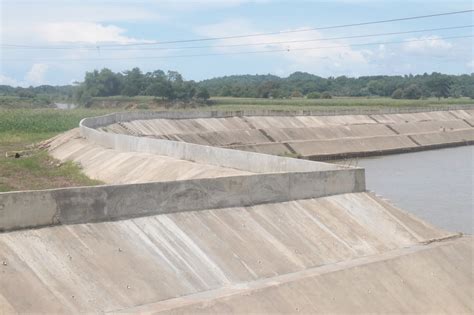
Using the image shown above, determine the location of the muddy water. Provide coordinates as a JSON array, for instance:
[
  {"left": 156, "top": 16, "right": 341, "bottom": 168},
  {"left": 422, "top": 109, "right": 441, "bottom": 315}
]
[{"left": 344, "top": 146, "right": 473, "bottom": 234}]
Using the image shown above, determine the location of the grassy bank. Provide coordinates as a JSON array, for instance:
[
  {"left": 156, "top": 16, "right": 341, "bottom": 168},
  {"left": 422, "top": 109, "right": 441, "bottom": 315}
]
[
  {"left": 86, "top": 95, "right": 474, "bottom": 111},
  {"left": 0, "top": 109, "right": 112, "bottom": 192},
  {"left": 209, "top": 96, "right": 474, "bottom": 110}
]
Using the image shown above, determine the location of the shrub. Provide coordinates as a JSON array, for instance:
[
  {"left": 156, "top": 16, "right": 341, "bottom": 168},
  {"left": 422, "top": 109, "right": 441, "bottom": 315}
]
[
  {"left": 391, "top": 88, "right": 403, "bottom": 99},
  {"left": 402, "top": 84, "right": 422, "bottom": 99},
  {"left": 291, "top": 90, "right": 303, "bottom": 98},
  {"left": 195, "top": 88, "right": 210, "bottom": 100},
  {"left": 306, "top": 92, "right": 321, "bottom": 99},
  {"left": 321, "top": 91, "right": 332, "bottom": 99}
]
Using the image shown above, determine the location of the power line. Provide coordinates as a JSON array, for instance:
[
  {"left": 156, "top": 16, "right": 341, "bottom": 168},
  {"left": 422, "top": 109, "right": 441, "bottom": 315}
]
[
  {"left": 4, "top": 34, "right": 472, "bottom": 62},
  {"left": 1, "top": 25, "right": 471, "bottom": 51},
  {"left": 1, "top": 9, "right": 472, "bottom": 49},
  {"left": 86, "top": 9, "right": 474, "bottom": 47}
]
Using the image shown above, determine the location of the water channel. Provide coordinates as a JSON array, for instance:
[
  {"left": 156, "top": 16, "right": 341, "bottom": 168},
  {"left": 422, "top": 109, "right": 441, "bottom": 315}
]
[{"left": 345, "top": 146, "right": 473, "bottom": 234}]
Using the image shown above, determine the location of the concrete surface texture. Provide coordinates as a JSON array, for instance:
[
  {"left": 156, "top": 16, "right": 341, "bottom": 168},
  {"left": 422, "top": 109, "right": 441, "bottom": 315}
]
[
  {"left": 1, "top": 109, "right": 472, "bottom": 313},
  {"left": 2, "top": 192, "right": 469, "bottom": 314},
  {"left": 99, "top": 109, "right": 474, "bottom": 159},
  {"left": 135, "top": 237, "right": 472, "bottom": 314},
  {"left": 47, "top": 129, "right": 251, "bottom": 184},
  {"left": 0, "top": 167, "right": 364, "bottom": 232}
]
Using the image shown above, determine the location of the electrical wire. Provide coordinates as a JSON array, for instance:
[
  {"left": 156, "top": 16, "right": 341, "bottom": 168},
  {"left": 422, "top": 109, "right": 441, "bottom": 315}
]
[
  {"left": 1, "top": 9, "right": 472, "bottom": 49},
  {"left": 3, "top": 34, "right": 472, "bottom": 62},
  {"left": 1, "top": 25, "right": 471, "bottom": 51}
]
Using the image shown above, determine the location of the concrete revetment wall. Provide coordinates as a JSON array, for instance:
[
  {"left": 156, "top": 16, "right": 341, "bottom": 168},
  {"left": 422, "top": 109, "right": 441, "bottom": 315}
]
[
  {"left": 1, "top": 109, "right": 472, "bottom": 314},
  {"left": 0, "top": 111, "right": 368, "bottom": 232},
  {"left": 99, "top": 108, "right": 474, "bottom": 159},
  {"left": 0, "top": 169, "right": 364, "bottom": 232}
]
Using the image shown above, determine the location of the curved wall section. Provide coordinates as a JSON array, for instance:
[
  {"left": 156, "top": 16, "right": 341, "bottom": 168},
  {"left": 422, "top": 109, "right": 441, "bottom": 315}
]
[
  {"left": 80, "top": 112, "right": 347, "bottom": 173},
  {"left": 1, "top": 111, "right": 368, "bottom": 232}
]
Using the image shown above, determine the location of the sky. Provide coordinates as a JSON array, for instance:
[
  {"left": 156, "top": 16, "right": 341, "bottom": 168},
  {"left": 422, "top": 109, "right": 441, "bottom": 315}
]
[{"left": 0, "top": 0, "right": 473, "bottom": 86}]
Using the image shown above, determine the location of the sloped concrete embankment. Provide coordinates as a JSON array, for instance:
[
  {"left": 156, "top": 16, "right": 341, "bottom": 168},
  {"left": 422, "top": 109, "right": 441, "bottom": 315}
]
[
  {"left": 1, "top": 192, "right": 468, "bottom": 314},
  {"left": 0, "top": 110, "right": 472, "bottom": 313},
  {"left": 97, "top": 108, "right": 474, "bottom": 160},
  {"left": 0, "top": 113, "right": 364, "bottom": 231}
]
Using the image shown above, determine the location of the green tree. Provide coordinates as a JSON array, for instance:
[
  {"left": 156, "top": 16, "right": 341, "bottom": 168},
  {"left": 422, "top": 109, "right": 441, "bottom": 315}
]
[
  {"left": 426, "top": 74, "right": 452, "bottom": 99},
  {"left": 291, "top": 90, "right": 303, "bottom": 98},
  {"left": 195, "top": 87, "right": 210, "bottom": 100},
  {"left": 402, "top": 84, "right": 422, "bottom": 99},
  {"left": 391, "top": 88, "right": 403, "bottom": 99},
  {"left": 321, "top": 91, "right": 332, "bottom": 99},
  {"left": 257, "top": 81, "right": 280, "bottom": 98},
  {"left": 121, "top": 68, "right": 145, "bottom": 96}
]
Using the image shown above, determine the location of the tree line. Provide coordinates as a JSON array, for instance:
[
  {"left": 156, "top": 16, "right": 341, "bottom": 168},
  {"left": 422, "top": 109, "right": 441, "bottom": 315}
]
[
  {"left": 200, "top": 71, "right": 474, "bottom": 100},
  {"left": 1, "top": 69, "right": 473, "bottom": 106},
  {"left": 74, "top": 68, "right": 210, "bottom": 105}
]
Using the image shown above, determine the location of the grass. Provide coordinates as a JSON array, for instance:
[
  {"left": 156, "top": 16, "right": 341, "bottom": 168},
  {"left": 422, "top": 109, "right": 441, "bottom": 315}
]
[
  {"left": 209, "top": 96, "right": 474, "bottom": 110},
  {"left": 0, "top": 108, "right": 113, "bottom": 192},
  {"left": 0, "top": 151, "right": 102, "bottom": 192},
  {"left": 0, "top": 108, "right": 114, "bottom": 134}
]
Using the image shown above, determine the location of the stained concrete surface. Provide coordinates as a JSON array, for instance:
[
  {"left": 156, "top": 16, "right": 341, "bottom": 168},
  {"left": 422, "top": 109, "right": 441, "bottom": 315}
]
[
  {"left": 47, "top": 129, "right": 251, "bottom": 184},
  {"left": 101, "top": 109, "right": 474, "bottom": 158},
  {"left": 136, "top": 237, "right": 472, "bottom": 314},
  {"left": 0, "top": 192, "right": 460, "bottom": 314},
  {"left": 1, "top": 109, "right": 473, "bottom": 314}
]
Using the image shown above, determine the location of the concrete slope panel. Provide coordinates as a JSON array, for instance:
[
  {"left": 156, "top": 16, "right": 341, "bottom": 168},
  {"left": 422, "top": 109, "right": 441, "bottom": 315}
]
[
  {"left": 410, "top": 129, "right": 474, "bottom": 146},
  {"left": 289, "top": 135, "right": 417, "bottom": 157},
  {"left": 149, "top": 237, "right": 473, "bottom": 314},
  {"left": 389, "top": 120, "right": 470, "bottom": 134},
  {"left": 48, "top": 129, "right": 251, "bottom": 184},
  {"left": 0, "top": 192, "right": 450, "bottom": 313}
]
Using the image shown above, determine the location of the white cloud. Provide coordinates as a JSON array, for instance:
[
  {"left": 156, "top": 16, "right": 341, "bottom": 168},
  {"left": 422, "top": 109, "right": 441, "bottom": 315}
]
[
  {"left": 402, "top": 36, "right": 453, "bottom": 55},
  {"left": 195, "top": 19, "right": 369, "bottom": 76},
  {"left": 0, "top": 74, "right": 21, "bottom": 86},
  {"left": 2, "top": 1, "right": 159, "bottom": 24},
  {"left": 468, "top": 60, "right": 474, "bottom": 70},
  {"left": 0, "top": 1, "right": 160, "bottom": 45},
  {"left": 25, "top": 64, "right": 49, "bottom": 85},
  {"left": 0, "top": 64, "right": 48, "bottom": 87},
  {"left": 38, "top": 22, "right": 150, "bottom": 44}
]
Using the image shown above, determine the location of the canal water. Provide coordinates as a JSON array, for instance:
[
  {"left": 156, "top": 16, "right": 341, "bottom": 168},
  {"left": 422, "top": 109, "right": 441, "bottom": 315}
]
[
  {"left": 54, "top": 103, "right": 77, "bottom": 110},
  {"left": 343, "top": 146, "right": 473, "bottom": 234}
]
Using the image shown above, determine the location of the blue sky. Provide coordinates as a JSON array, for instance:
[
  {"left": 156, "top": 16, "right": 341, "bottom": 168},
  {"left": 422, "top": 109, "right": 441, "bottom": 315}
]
[{"left": 0, "top": 0, "right": 473, "bottom": 86}]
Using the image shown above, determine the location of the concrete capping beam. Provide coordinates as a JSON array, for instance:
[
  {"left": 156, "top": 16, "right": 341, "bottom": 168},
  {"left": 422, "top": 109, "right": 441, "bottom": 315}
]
[
  {"left": 0, "top": 169, "right": 365, "bottom": 232},
  {"left": 80, "top": 106, "right": 474, "bottom": 128}
]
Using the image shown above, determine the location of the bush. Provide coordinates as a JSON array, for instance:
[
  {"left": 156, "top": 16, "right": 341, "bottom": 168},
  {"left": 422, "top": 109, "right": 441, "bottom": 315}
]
[
  {"left": 402, "top": 84, "right": 422, "bottom": 99},
  {"left": 291, "top": 90, "right": 303, "bottom": 98},
  {"left": 195, "top": 87, "right": 210, "bottom": 100},
  {"left": 306, "top": 92, "right": 321, "bottom": 99},
  {"left": 391, "top": 88, "right": 403, "bottom": 99},
  {"left": 321, "top": 91, "right": 332, "bottom": 99}
]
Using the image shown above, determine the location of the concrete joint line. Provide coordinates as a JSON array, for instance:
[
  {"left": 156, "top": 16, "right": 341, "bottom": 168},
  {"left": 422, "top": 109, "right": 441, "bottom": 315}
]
[
  {"left": 109, "top": 238, "right": 465, "bottom": 314},
  {"left": 463, "top": 119, "right": 474, "bottom": 127},
  {"left": 406, "top": 135, "right": 421, "bottom": 146},
  {"left": 385, "top": 124, "right": 401, "bottom": 135}
]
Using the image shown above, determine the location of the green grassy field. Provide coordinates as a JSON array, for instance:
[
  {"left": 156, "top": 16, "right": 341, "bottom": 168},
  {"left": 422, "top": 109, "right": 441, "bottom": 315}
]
[
  {"left": 209, "top": 96, "right": 474, "bottom": 110},
  {"left": 0, "top": 109, "right": 112, "bottom": 192}
]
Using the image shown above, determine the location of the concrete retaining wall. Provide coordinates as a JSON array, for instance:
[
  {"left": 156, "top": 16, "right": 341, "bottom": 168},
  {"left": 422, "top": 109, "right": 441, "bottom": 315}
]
[
  {"left": 80, "top": 106, "right": 474, "bottom": 128},
  {"left": 0, "top": 169, "right": 365, "bottom": 232},
  {"left": 80, "top": 117, "right": 343, "bottom": 173}
]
